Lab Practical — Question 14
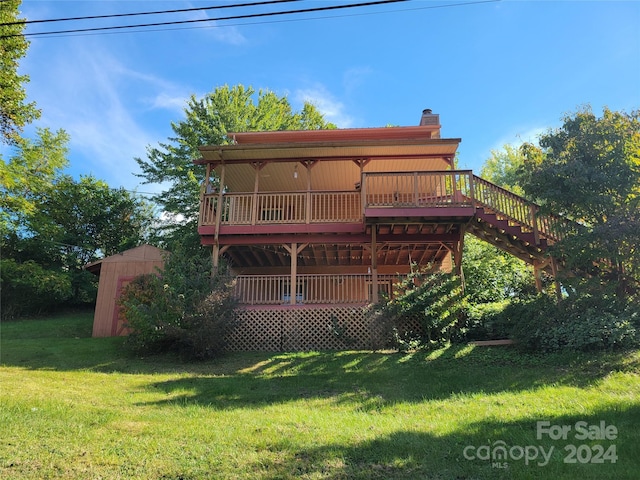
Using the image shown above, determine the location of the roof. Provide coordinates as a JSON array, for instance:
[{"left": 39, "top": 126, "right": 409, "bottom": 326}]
[
  {"left": 195, "top": 125, "right": 460, "bottom": 165},
  {"left": 84, "top": 244, "right": 168, "bottom": 276}
]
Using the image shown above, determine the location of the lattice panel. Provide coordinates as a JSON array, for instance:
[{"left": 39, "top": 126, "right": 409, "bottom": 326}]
[
  {"left": 226, "top": 306, "right": 409, "bottom": 352},
  {"left": 226, "top": 308, "right": 282, "bottom": 351}
]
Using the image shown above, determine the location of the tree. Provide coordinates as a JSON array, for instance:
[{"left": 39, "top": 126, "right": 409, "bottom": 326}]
[
  {"left": 519, "top": 106, "right": 640, "bottom": 295},
  {"left": 136, "top": 84, "right": 335, "bottom": 251},
  {"left": 480, "top": 144, "right": 525, "bottom": 195},
  {"left": 2, "top": 175, "right": 155, "bottom": 312},
  {"left": 462, "top": 236, "right": 536, "bottom": 304},
  {"left": 0, "top": 0, "right": 40, "bottom": 145},
  {"left": 26, "top": 175, "right": 155, "bottom": 264},
  {"left": 467, "top": 145, "right": 535, "bottom": 303},
  {"left": 0, "top": 128, "right": 70, "bottom": 232}
]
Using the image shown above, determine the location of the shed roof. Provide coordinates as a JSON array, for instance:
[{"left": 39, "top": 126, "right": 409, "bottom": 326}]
[{"left": 84, "top": 245, "right": 168, "bottom": 276}]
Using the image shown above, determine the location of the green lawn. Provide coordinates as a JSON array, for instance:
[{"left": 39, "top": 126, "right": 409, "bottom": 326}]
[{"left": 1, "top": 313, "right": 639, "bottom": 479}]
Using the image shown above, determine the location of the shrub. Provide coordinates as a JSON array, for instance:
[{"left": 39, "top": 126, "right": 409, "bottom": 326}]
[
  {"left": 119, "top": 247, "right": 241, "bottom": 359},
  {"left": 370, "top": 267, "right": 464, "bottom": 350},
  {"left": 459, "top": 300, "right": 512, "bottom": 341},
  {"left": 119, "top": 273, "right": 174, "bottom": 354},
  {"left": 164, "top": 273, "right": 241, "bottom": 360},
  {"left": 0, "top": 259, "right": 73, "bottom": 319},
  {"left": 501, "top": 293, "right": 640, "bottom": 352}
]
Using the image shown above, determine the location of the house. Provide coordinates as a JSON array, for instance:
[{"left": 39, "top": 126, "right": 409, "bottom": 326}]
[
  {"left": 195, "top": 110, "right": 567, "bottom": 351},
  {"left": 85, "top": 244, "right": 167, "bottom": 338}
]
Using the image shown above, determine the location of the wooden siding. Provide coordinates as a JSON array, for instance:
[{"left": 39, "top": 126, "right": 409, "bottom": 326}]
[{"left": 88, "top": 245, "right": 165, "bottom": 338}]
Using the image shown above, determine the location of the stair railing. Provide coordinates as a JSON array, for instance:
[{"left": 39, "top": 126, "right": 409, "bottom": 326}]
[{"left": 472, "top": 175, "right": 573, "bottom": 244}]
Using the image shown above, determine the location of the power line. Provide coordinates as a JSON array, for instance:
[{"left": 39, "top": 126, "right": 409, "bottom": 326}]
[
  {"left": 0, "top": 0, "right": 300, "bottom": 26},
  {"left": 1, "top": 0, "right": 408, "bottom": 39}
]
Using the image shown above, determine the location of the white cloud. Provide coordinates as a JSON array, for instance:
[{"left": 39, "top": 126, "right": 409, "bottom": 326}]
[
  {"left": 294, "top": 85, "right": 354, "bottom": 128},
  {"left": 22, "top": 40, "right": 193, "bottom": 190},
  {"left": 150, "top": 93, "right": 190, "bottom": 113},
  {"left": 185, "top": 8, "right": 247, "bottom": 45},
  {"left": 489, "top": 125, "right": 547, "bottom": 154}
]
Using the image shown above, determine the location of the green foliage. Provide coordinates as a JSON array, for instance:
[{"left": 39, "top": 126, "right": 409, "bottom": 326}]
[
  {"left": 462, "top": 235, "right": 537, "bottom": 304},
  {"left": 136, "top": 84, "right": 336, "bottom": 251},
  {"left": 519, "top": 106, "right": 640, "bottom": 295},
  {"left": 0, "top": 0, "right": 40, "bottom": 145},
  {"left": 2, "top": 174, "right": 154, "bottom": 314},
  {"left": 26, "top": 175, "right": 155, "bottom": 267},
  {"left": 497, "top": 293, "right": 640, "bottom": 352},
  {"left": 462, "top": 300, "right": 512, "bottom": 341},
  {"left": 371, "top": 267, "right": 464, "bottom": 350},
  {"left": 480, "top": 144, "right": 526, "bottom": 195},
  {"left": 120, "top": 246, "right": 241, "bottom": 360},
  {"left": 0, "top": 258, "right": 72, "bottom": 319},
  {"left": 0, "top": 128, "right": 69, "bottom": 232}
]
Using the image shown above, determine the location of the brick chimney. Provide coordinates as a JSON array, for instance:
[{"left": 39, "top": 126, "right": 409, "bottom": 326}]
[{"left": 419, "top": 109, "right": 440, "bottom": 138}]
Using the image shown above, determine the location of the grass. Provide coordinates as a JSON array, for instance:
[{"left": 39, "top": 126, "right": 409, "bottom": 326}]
[{"left": 1, "top": 312, "right": 639, "bottom": 479}]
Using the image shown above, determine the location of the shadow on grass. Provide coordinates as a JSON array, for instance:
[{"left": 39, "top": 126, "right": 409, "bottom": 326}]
[
  {"left": 230, "top": 405, "right": 640, "bottom": 480},
  {"left": 2, "top": 313, "right": 639, "bottom": 410},
  {"left": 136, "top": 346, "right": 638, "bottom": 410},
  {"left": 145, "top": 406, "right": 639, "bottom": 480}
]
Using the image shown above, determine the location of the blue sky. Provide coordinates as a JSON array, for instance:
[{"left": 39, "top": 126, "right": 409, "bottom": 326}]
[{"left": 15, "top": 0, "right": 640, "bottom": 192}]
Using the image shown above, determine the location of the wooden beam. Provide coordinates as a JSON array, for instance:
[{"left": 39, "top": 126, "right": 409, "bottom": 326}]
[
  {"left": 290, "top": 242, "right": 297, "bottom": 305},
  {"left": 372, "top": 224, "right": 378, "bottom": 304}
]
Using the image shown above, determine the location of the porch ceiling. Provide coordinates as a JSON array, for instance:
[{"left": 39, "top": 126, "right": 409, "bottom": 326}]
[
  {"left": 222, "top": 242, "right": 452, "bottom": 270},
  {"left": 216, "top": 157, "right": 452, "bottom": 193}
]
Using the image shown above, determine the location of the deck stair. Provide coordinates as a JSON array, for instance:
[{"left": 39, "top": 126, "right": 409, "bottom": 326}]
[{"left": 467, "top": 175, "right": 574, "bottom": 272}]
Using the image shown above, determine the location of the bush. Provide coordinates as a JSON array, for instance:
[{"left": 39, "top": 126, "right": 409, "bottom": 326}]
[
  {"left": 0, "top": 259, "right": 73, "bottom": 319},
  {"left": 499, "top": 294, "right": 640, "bottom": 352},
  {"left": 165, "top": 273, "right": 241, "bottom": 360},
  {"left": 370, "top": 268, "right": 464, "bottom": 350},
  {"left": 119, "top": 247, "right": 241, "bottom": 360},
  {"left": 459, "top": 300, "right": 512, "bottom": 341}
]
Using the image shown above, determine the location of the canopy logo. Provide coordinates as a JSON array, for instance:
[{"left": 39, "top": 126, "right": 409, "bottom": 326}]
[{"left": 463, "top": 420, "right": 618, "bottom": 468}]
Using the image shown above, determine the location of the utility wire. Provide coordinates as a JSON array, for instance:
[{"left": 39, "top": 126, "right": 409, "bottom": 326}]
[
  {"left": 0, "top": 0, "right": 300, "bottom": 26},
  {"left": 1, "top": 0, "right": 408, "bottom": 38}
]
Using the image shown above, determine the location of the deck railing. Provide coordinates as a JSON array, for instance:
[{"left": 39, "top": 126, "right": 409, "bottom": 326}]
[
  {"left": 200, "top": 170, "right": 574, "bottom": 244},
  {"left": 234, "top": 274, "right": 398, "bottom": 305},
  {"left": 472, "top": 175, "right": 573, "bottom": 243},
  {"left": 362, "top": 170, "right": 473, "bottom": 208}
]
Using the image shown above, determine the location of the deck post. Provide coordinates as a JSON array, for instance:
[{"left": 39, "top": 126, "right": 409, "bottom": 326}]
[
  {"left": 212, "top": 163, "right": 225, "bottom": 275},
  {"left": 212, "top": 243, "right": 219, "bottom": 274},
  {"left": 282, "top": 242, "right": 300, "bottom": 305},
  {"left": 251, "top": 164, "right": 260, "bottom": 225},
  {"left": 530, "top": 204, "right": 540, "bottom": 245},
  {"left": 453, "top": 227, "right": 466, "bottom": 294},
  {"left": 305, "top": 162, "right": 312, "bottom": 224},
  {"left": 533, "top": 260, "right": 543, "bottom": 293},
  {"left": 371, "top": 225, "right": 378, "bottom": 304}
]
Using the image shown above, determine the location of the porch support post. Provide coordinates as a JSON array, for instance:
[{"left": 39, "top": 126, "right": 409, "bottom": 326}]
[
  {"left": 305, "top": 162, "right": 311, "bottom": 224},
  {"left": 453, "top": 227, "right": 466, "bottom": 294},
  {"left": 290, "top": 242, "right": 297, "bottom": 305},
  {"left": 533, "top": 260, "right": 543, "bottom": 293},
  {"left": 283, "top": 242, "right": 302, "bottom": 305},
  {"left": 550, "top": 256, "right": 562, "bottom": 301},
  {"left": 371, "top": 225, "right": 378, "bottom": 304},
  {"left": 251, "top": 163, "right": 260, "bottom": 226},
  {"left": 212, "top": 163, "right": 225, "bottom": 275}
]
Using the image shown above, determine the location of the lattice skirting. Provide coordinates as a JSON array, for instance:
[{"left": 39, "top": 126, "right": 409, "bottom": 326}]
[{"left": 225, "top": 306, "right": 423, "bottom": 352}]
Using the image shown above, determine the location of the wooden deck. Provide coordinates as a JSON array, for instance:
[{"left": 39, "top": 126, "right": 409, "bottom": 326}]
[{"left": 199, "top": 170, "right": 572, "bottom": 245}]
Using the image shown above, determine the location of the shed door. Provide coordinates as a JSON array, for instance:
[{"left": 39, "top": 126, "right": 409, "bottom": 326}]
[{"left": 112, "top": 276, "right": 135, "bottom": 336}]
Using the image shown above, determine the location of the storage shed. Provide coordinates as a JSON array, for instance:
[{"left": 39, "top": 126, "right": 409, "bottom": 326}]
[{"left": 85, "top": 245, "right": 167, "bottom": 337}]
